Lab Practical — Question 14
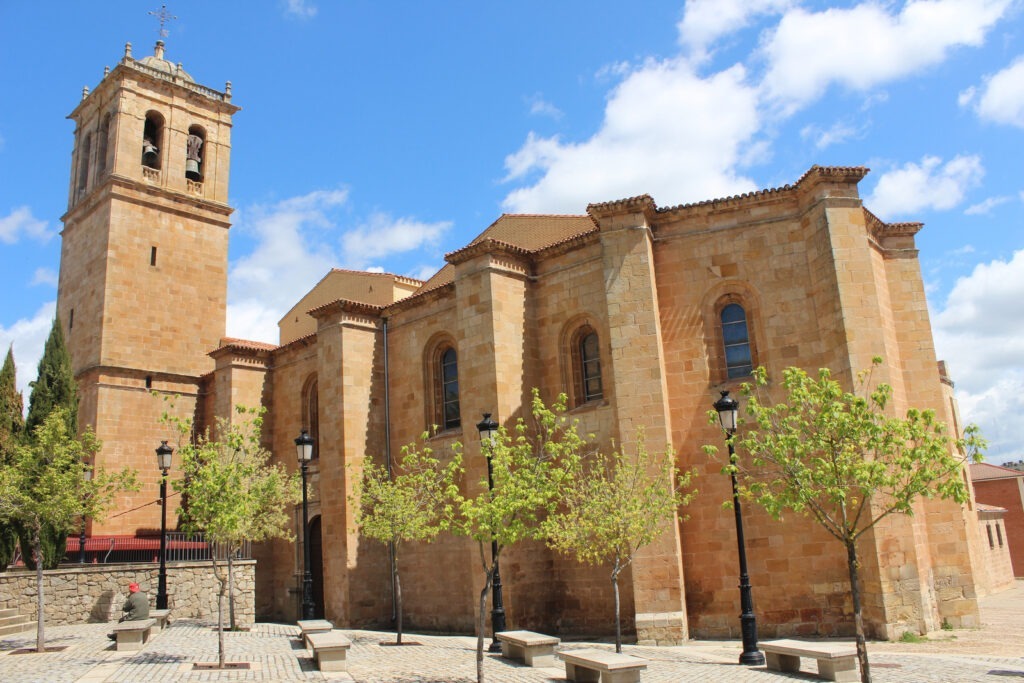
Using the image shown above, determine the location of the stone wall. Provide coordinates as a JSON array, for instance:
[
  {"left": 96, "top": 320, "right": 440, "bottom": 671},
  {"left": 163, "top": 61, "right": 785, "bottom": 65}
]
[{"left": 0, "top": 561, "right": 255, "bottom": 627}]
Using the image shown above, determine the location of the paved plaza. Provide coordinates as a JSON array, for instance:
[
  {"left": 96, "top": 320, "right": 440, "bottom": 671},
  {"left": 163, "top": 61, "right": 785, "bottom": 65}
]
[{"left": 2, "top": 582, "right": 1022, "bottom": 682}]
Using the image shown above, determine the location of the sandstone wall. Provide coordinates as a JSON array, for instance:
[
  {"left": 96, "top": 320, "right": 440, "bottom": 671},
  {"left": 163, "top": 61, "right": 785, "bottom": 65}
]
[{"left": 0, "top": 561, "right": 255, "bottom": 627}]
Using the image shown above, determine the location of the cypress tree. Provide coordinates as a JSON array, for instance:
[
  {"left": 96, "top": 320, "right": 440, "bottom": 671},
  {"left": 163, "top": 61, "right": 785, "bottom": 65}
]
[
  {"left": 0, "top": 345, "right": 24, "bottom": 457},
  {"left": 26, "top": 317, "right": 78, "bottom": 436}
]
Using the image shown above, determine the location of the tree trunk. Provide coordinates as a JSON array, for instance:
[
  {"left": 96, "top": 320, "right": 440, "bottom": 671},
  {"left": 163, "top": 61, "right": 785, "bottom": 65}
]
[
  {"left": 612, "top": 560, "right": 622, "bottom": 654},
  {"left": 213, "top": 558, "right": 227, "bottom": 668},
  {"left": 34, "top": 540, "right": 44, "bottom": 653},
  {"left": 393, "top": 549, "right": 403, "bottom": 645},
  {"left": 228, "top": 554, "right": 236, "bottom": 631},
  {"left": 846, "top": 538, "right": 871, "bottom": 683},
  {"left": 477, "top": 570, "right": 492, "bottom": 683}
]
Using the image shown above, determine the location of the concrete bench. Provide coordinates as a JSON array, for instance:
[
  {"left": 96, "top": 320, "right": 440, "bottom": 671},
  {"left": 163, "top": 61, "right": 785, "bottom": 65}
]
[
  {"left": 112, "top": 618, "right": 157, "bottom": 651},
  {"left": 296, "top": 618, "right": 333, "bottom": 648},
  {"left": 306, "top": 630, "right": 352, "bottom": 672},
  {"left": 760, "top": 639, "right": 858, "bottom": 682},
  {"left": 150, "top": 608, "right": 171, "bottom": 630},
  {"left": 496, "top": 630, "right": 560, "bottom": 667},
  {"left": 560, "top": 648, "right": 648, "bottom": 683}
]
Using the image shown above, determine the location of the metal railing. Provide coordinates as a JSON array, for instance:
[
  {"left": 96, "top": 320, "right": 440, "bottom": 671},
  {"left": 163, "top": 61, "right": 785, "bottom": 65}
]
[{"left": 59, "top": 533, "right": 251, "bottom": 566}]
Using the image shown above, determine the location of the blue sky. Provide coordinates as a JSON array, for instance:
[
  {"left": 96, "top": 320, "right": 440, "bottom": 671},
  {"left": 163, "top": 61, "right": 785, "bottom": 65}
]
[{"left": 1, "top": 1, "right": 1022, "bottom": 462}]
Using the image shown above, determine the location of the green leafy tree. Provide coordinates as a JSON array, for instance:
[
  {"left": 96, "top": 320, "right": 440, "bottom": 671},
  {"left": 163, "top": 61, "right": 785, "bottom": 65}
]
[
  {"left": 0, "top": 346, "right": 24, "bottom": 570},
  {"left": 26, "top": 317, "right": 77, "bottom": 436},
  {"left": 453, "top": 390, "right": 580, "bottom": 683},
  {"left": 352, "top": 435, "right": 462, "bottom": 644},
  {"left": 705, "top": 361, "right": 985, "bottom": 683},
  {"left": 21, "top": 318, "right": 80, "bottom": 567},
  {"left": 165, "top": 405, "right": 299, "bottom": 668},
  {"left": 0, "top": 409, "right": 135, "bottom": 652},
  {"left": 545, "top": 431, "right": 696, "bottom": 653}
]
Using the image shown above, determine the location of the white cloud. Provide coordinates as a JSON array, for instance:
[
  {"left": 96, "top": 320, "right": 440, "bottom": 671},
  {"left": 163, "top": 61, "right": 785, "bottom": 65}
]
[
  {"left": 865, "top": 155, "right": 984, "bottom": 219},
  {"left": 226, "top": 188, "right": 453, "bottom": 344},
  {"left": 0, "top": 301, "right": 56, "bottom": 398},
  {"left": 283, "top": 0, "right": 317, "bottom": 19},
  {"left": 760, "top": 0, "right": 1013, "bottom": 114},
  {"left": 527, "top": 94, "right": 564, "bottom": 120},
  {"left": 502, "top": 59, "right": 761, "bottom": 213},
  {"left": 677, "top": 0, "right": 792, "bottom": 61},
  {"left": 967, "top": 55, "right": 1024, "bottom": 128},
  {"left": 964, "top": 195, "right": 1012, "bottom": 215},
  {"left": 800, "top": 119, "right": 863, "bottom": 150},
  {"left": 341, "top": 213, "right": 452, "bottom": 267},
  {"left": 933, "top": 249, "right": 1024, "bottom": 460},
  {"left": 30, "top": 268, "right": 58, "bottom": 287},
  {"left": 0, "top": 206, "right": 52, "bottom": 244}
]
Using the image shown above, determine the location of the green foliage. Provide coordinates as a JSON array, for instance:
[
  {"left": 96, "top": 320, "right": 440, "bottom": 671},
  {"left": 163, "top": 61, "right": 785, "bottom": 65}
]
[
  {"left": 941, "top": 618, "right": 953, "bottom": 631},
  {"left": 709, "top": 363, "right": 985, "bottom": 543},
  {"left": 25, "top": 318, "right": 78, "bottom": 436},
  {"left": 703, "top": 361, "right": 986, "bottom": 683},
  {"left": 0, "top": 345, "right": 24, "bottom": 460},
  {"left": 0, "top": 409, "right": 136, "bottom": 651},
  {"left": 899, "top": 630, "right": 926, "bottom": 643},
  {"left": 16, "top": 522, "right": 65, "bottom": 570},
  {"left": 352, "top": 434, "right": 463, "bottom": 643},
  {"left": 0, "top": 524, "right": 15, "bottom": 572},
  {"left": 167, "top": 405, "right": 300, "bottom": 550},
  {"left": 544, "top": 429, "right": 696, "bottom": 652},
  {"left": 355, "top": 434, "right": 462, "bottom": 546},
  {"left": 163, "top": 402, "right": 299, "bottom": 665}
]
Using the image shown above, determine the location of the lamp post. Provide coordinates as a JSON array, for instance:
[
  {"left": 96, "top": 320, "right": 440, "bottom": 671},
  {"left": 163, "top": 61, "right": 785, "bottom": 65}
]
[
  {"left": 475, "top": 413, "right": 506, "bottom": 653},
  {"left": 295, "top": 430, "right": 315, "bottom": 620},
  {"left": 713, "top": 391, "right": 764, "bottom": 666},
  {"left": 155, "top": 441, "right": 173, "bottom": 610},
  {"left": 78, "top": 467, "right": 92, "bottom": 564}
]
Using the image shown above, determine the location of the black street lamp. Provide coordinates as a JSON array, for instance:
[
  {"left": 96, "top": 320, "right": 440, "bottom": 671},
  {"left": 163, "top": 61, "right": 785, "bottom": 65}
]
[
  {"left": 155, "top": 441, "right": 173, "bottom": 610},
  {"left": 78, "top": 467, "right": 92, "bottom": 564},
  {"left": 475, "top": 413, "right": 506, "bottom": 653},
  {"left": 295, "top": 430, "right": 315, "bottom": 620},
  {"left": 713, "top": 391, "right": 764, "bottom": 666}
]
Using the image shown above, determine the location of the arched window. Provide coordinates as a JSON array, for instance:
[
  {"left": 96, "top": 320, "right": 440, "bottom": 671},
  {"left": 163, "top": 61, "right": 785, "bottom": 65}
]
[
  {"left": 186, "top": 124, "right": 205, "bottom": 181},
  {"left": 570, "top": 325, "right": 603, "bottom": 406},
  {"left": 142, "top": 111, "right": 164, "bottom": 169},
  {"left": 97, "top": 113, "right": 110, "bottom": 177},
  {"left": 434, "top": 345, "right": 460, "bottom": 430},
  {"left": 302, "top": 376, "right": 319, "bottom": 460},
  {"left": 77, "top": 133, "right": 92, "bottom": 195},
  {"left": 721, "top": 303, "right": 752, "bottom": 379}
]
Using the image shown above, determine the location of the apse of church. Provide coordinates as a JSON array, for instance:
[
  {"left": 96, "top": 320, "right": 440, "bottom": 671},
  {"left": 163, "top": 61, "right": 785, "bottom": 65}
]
[{"left": 58, "top": 41, "right": 985, "bottom": 643}]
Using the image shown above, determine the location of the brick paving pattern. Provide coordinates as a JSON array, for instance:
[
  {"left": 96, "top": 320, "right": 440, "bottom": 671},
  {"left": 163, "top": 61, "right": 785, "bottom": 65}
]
[{"left": 0, "top": 582, "right": 1021, "bottom": 682}]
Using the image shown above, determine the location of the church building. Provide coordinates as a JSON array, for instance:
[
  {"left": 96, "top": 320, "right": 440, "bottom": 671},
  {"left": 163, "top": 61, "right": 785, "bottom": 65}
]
[{"left": 57, "top": 41, "right": 989, "bottom": 643}]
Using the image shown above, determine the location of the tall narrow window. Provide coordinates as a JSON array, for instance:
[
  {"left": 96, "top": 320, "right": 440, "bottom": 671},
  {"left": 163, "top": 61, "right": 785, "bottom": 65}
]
[
  {"left": 97, "top": 114, "right": 110, "bottom": 177},
  {"left": 438, "top": 346, "right": 460, "bottom": 430},
  {"left": 77, "top": 133, "right": 92, "bottom": 194},
  {"left": 721, "top": 303, "right": 752, "bottom": 379},
  {"left": 987, "top": 524, "right": 994, "bottom": 549},
  {"left": 150, "top": 246, "right": 158, "bottom": 266},
  {"left": 996, "top": 523, "right": 1004, "bottom": 548},
  {"left": 142, "top": 111, "right": 164, "bottom": 169}
]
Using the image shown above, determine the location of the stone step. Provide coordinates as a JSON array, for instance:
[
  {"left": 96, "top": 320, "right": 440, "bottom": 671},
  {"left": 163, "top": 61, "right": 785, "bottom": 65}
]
[
  {"left": 0, "top": 608, "right": 18, "bottom": 619},
  {"left": 0, "top": 614, "right": 31, "bottom": 636}
]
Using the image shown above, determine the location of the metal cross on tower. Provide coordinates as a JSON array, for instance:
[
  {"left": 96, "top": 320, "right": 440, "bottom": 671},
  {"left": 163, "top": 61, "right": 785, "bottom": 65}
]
[{"left": 148, "top": 4, "right": 178, "bottom": 39}]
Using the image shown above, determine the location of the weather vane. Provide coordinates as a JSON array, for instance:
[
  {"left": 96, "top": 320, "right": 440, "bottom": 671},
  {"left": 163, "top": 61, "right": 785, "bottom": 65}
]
[{"left": 148, "top": 4, "right": 178, "bottom": 40}]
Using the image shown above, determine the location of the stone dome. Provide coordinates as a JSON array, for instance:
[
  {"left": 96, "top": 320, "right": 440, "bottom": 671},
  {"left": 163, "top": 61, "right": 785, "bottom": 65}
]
[{"left": 137, "top": 40, "right": 194, "bottom": 82}]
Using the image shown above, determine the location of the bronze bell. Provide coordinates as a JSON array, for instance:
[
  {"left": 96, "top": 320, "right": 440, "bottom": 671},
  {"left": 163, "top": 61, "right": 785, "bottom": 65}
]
[
  {"left": 185, "top": 159, "right": 201, "bottom": 179},
  {"left": 142, "top": 140, "right": 158, "bottom": 167}
]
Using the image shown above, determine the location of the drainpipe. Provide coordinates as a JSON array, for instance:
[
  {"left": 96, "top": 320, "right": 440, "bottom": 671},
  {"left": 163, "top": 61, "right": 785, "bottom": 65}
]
[{"left": 382, "top": 317, "right": 397, "bottom": 622}]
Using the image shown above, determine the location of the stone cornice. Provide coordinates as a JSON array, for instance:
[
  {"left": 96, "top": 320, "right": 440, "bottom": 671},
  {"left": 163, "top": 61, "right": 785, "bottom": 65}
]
[
  {"left": 61, "top": 174, "right": 234, "bottom": 229},
  {"left": 445, "top": 237, "right": 533, "bottom": 266},
  {"left": 586, "top": 194, "right": 657, "bottom": 222},
  {"left": 308, "top": 299, "right": 384, "bottom": 328}
]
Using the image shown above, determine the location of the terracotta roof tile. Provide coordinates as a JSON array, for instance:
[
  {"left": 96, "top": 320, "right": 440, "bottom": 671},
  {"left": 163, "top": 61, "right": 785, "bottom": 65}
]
[{"left": 970, "top": 462, "right": 1024, "bottom": 480}]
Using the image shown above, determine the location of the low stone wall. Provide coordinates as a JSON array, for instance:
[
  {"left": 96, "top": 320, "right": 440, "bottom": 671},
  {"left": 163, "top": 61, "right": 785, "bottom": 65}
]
[{"left": 0, "top": 560, "right": 255, "bottom": 627}]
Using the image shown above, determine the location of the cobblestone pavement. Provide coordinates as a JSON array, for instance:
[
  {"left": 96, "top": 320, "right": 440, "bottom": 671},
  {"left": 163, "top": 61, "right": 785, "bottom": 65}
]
[{"left": 0, "top": 582, "right": 1021, "bottom": 682}]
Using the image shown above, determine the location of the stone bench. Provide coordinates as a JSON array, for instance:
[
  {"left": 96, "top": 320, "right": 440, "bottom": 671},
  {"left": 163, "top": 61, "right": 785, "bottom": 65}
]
[
  {"left": 150, "top": 608, "right": 171, "bottom": 630},
  {"left": 560, "top": 648, "right": 648, "bottom": 683},
  {"left": 296, "top": 618, "right": 333, "bottom": 647},
  {"left": 306, "top": 630, "right": 352, "bottom": 672},
  {"left": 760, "top": 639, "right": 858, "bottom": 682},
  {"left": 112, "top": 618, "right": 157, "bottom": 651},
  {"left": 496, "top": 630, "right": 560, "bottom": 667}
]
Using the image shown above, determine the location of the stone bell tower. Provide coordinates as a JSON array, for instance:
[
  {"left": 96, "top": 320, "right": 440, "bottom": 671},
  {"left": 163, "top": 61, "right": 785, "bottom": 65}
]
[{"left": 57, "top": 40, "right": 240, "bottom": 535}]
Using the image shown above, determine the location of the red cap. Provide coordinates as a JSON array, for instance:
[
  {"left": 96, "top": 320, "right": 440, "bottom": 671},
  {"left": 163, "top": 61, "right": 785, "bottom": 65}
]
[{"left": 129, "top": 582, "right": 140, "bottom": 592}]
